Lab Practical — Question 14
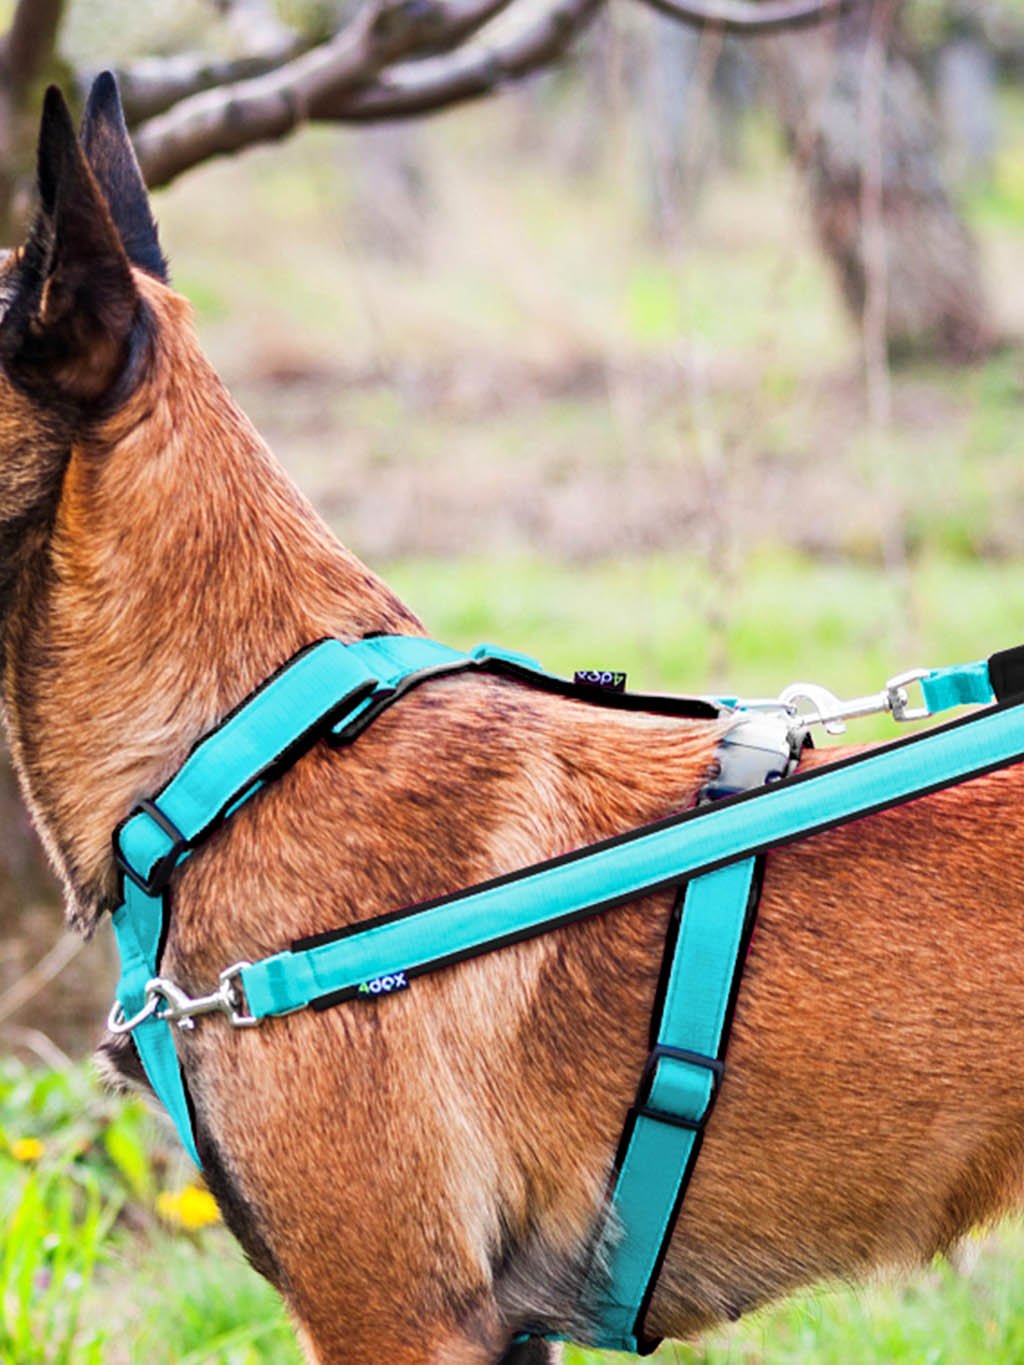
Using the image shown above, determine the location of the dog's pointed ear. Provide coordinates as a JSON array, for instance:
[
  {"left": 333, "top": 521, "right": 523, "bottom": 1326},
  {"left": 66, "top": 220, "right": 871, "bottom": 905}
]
[
  {"left": 81, "top": 71, "right": 168, "bottom": 283},
  {"left": 0, "top": 85, "right": 141, "bottom": 404}
]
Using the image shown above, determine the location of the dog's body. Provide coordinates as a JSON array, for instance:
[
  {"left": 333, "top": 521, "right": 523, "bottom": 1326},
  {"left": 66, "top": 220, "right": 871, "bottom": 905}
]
[{"left": 3, "top": 80, "right": 1024, "bottom": 1364}]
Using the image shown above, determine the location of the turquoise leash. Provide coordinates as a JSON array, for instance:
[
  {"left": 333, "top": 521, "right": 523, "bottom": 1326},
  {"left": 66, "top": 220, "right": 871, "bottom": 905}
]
[{"left": 106, "top": 636, "right": 1024, "bottom": 1354}]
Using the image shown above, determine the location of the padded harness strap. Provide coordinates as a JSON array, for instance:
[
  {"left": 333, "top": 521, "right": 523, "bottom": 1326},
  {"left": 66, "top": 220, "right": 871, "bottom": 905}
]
[
  {"left": 596, "top": 859, "right": 759, "bottom": 1352},
  {"left": 115, "top": 636, "right": 718, "bottom": 898}
]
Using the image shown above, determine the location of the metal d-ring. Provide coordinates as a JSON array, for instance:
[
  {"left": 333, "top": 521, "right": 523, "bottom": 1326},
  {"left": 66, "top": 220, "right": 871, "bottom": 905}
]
[{"left": 106, "top": 992, "right": 160, "bottom": 1035}]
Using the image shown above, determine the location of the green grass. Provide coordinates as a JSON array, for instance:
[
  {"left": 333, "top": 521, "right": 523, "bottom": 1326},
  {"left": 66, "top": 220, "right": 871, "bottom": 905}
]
[{"left": 7, "top": 1053, "right": 1024, "bottom": 1362}]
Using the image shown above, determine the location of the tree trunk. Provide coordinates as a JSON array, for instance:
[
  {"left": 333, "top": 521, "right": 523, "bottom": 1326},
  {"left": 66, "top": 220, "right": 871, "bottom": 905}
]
[{"left": 762, "top": 6, "right": 993, "bottom": 362}]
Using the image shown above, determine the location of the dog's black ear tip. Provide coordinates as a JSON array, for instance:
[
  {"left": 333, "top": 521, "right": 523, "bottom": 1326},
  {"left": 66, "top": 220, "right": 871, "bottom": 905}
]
[
  {"left": 42, "top": 83, "right": 68, "bottom": 114},
  {"left": 40, "top": 84, "right": 76, "bottom": 140},
  {"left": 85, "top": 70, "right": 123, "bottom": 122},
  {"left": 37, "top": 85, "right": 79, "bottom": 212}
]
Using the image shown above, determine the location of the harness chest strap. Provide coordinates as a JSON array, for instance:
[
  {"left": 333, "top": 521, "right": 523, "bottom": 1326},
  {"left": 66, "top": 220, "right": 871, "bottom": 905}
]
[{"left": 108, "top": 637, "right": 1024, "bottom": 1355}]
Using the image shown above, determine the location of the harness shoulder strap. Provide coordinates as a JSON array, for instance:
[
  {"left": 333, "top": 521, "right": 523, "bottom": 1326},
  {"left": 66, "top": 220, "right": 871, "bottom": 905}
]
[
  {"left": 109, "top": 634, "right": 724, "bottom": 1163},
  {"left": 115, "top": 636, "right": 721, "bottom": 897}
]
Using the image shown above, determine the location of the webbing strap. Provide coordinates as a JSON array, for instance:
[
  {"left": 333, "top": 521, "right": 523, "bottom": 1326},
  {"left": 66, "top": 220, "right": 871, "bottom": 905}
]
[
  {"left": 109, "top": 634, "right": 722, "bottom": 1165},
  {"left": 111, "top": 882, "right": 200, "bottom": 1166},
  {"left": 114, "top": 635, "right": 719, "bottom": 897},
  {"left": 239, "top": 691, "right": 1024, "bottom": 1021},
  {"left": 596, "top": 859, "right": 756, "bottom": 1353},
  {"left": 114, "top": 637, "right": 467, "bottom": 895},
  {"left": 921, "top": 660, "right": 994, "bottom": 713}
]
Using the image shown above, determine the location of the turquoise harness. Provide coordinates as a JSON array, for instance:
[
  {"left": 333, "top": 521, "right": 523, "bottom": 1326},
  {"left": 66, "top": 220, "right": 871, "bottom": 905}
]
[{"left": 108, "top": 634, "right": 1023, "bottom": 1355}]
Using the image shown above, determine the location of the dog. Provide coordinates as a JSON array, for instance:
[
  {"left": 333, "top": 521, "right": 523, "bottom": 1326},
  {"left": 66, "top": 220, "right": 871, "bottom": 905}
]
[{"left": 3, "top": 75, "right": 1024, "bottom": 1365}]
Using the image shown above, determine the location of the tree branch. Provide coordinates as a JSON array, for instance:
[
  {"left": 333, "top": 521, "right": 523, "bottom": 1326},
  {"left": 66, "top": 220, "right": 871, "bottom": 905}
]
[
  {"left": 134, "top": 0, "right": 518, "bottom": 188},
  {"left": 132, "top": 0, "right": 865, "bottom": 187},
  {"left": 2, "top": 0, "right": 67, "bottom": 101},
  {"left": 637, "top": 0, "right": 857, "bottom": 36},
  {"left": 335, "top": 0, "right": 602, "bottom": 121},
  {"left": 99, "top": 43, "right": 308, "bottom": 127}
]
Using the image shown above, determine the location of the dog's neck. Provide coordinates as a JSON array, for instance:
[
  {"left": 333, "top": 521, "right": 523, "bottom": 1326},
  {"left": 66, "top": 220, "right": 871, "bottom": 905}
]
[{"left": 2, "top": 276, "right": 419, "bottom": 929}]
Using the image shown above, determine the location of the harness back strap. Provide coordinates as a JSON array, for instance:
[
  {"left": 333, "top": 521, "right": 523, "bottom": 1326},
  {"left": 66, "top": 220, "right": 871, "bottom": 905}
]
[{"left": 114, "top": 635, "right": 717, "bottom": 898}]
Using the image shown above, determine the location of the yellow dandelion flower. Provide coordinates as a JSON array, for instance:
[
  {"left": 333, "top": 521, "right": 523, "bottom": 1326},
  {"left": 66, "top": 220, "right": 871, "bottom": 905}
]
[
  {"left": 10, "top": 1137, "right": 44, "bottom": 1163},
  {"left": 156, "top": 1183, "right": 220, "bottom": 1230}
]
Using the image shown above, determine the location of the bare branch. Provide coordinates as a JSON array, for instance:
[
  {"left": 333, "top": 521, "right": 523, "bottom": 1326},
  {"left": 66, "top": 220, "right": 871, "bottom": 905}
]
[
  {"left": 637, "top": 0, "right": 858, "bottom": 36},
  {"left": 336, "top": 0, "right": 602, "bottom": 122},
  {"left": 132, "top": 0, "right": 865, "bottom": 188},
  {"left": 2, "top": 0, "right": 66, "bottom": 100},
  {"left": 100, "top": 43, "right": 308, "bottom": 126},
  {"left": 134, "top": 0, "right": 517, "bottom": 188}
]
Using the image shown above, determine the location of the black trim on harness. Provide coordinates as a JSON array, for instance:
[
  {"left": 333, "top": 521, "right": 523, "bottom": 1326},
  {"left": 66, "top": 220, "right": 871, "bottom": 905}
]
[
  {"left": 111, "top": 642, "right": 382, "bottom": 895},
  {"left": 329, "top": 655, "right": 721, "bottom": 748},
  {"left": 629, "top": 857, "right": 764, "bottom": 1354},
  {"left": 113, "top": 639, "right": 723, "bottom": 897}
]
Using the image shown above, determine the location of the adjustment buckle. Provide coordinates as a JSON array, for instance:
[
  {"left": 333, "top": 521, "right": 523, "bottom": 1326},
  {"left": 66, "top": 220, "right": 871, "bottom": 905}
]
[
  {"left": 114, "top": 798, "right": 189, "bottom": 897},
  {"left": 634, "top": 1044, "right": 724, "bottom": 1133}
]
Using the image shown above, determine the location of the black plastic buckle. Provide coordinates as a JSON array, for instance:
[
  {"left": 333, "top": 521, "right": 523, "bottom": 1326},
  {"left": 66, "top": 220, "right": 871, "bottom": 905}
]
[
  {"left": 113, "top": 798, "right": 189, "bottom": 897},
  {"left": 634, "top": 1043, "right": 725, "bottom": 1133}
]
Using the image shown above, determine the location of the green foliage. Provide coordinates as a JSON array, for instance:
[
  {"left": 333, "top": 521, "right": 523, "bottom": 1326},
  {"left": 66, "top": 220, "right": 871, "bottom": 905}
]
[
  {"left": 9, "top": 1055, "right": 1024, "bottom": 1362},
  {"left": 0, "top": 1061, "right": 126, "bottom": 1363},
  {"left": 0, "top": 1164, "right": 111, "bottom": 1363}
]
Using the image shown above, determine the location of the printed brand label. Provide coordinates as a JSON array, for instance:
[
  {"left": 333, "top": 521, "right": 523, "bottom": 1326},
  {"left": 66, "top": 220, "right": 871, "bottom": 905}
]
[
  {"left": 357, "top": 971, "right": 409, "bottom": 999},
  {"left": 574, "top": 669, "right": 627, "bottom": 692}
]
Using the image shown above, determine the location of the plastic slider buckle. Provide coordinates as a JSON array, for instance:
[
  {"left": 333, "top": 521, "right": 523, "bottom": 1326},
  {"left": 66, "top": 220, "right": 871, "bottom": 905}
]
[
  {"left": 634, "top": 1043, "right": 725, "bottom": 1133},
  {"left": 113, "top": 798, "right": 189, "bottom": 897}
]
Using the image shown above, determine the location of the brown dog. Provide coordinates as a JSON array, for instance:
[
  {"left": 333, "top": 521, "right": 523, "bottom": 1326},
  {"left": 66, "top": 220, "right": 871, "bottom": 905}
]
[{"left": 3, "top": 77, "right": 1024, "bottom": 1364}]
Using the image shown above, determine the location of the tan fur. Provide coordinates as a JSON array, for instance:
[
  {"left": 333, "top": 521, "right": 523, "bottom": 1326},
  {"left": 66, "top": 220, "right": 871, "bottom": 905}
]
[{"left": 4, "top": 84, "right": 1024, "bottom": 1364}]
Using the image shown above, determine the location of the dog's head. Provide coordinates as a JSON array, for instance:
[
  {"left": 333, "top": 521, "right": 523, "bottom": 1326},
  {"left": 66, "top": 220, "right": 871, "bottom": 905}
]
[{"left": 0, "top": 74, "right": 164, "bottom": 619}]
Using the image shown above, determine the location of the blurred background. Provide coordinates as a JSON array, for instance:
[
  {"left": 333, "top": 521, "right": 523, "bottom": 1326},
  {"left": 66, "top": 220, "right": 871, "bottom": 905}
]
[{"left": 2, "top": 0, "right": 1024, "bottom": 1359}]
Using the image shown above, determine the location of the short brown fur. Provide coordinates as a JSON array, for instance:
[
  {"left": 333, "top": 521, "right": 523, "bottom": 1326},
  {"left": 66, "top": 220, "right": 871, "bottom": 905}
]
[{"left": 3, "top": 82, "right": 1024, "bottom": 1363}]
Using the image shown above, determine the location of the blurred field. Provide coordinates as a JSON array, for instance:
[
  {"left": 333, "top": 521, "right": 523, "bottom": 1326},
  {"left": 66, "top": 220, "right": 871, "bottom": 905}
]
[{"left": 7, "top": 54, "right": 1024, "bottom": 1365}]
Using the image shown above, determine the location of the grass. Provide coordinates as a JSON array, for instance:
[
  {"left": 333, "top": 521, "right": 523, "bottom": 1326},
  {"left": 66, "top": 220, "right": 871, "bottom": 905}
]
[
  {"left": 384, "top": 548, "right": 1024, "bottom": 740},
  {"left": 8, "top": 1050, "right": 1024, "bottom": 1362}
]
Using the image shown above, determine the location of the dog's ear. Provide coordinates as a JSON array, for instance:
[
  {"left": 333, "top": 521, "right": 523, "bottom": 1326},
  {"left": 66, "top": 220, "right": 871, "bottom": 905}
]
[
  {"left": 81, "top": 71, "right": 168, "bottom": 283},
  {"left": 0, "top": 85, "right": 141, "bottom": 404}
]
